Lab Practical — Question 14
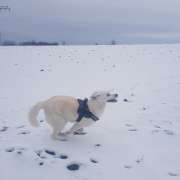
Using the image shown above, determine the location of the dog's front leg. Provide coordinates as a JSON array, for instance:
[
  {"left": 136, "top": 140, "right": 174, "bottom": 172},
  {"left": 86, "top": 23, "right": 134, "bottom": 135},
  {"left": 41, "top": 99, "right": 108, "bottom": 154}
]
[{"left": 64, "top": 122, "right": 84, "bottom": 135}]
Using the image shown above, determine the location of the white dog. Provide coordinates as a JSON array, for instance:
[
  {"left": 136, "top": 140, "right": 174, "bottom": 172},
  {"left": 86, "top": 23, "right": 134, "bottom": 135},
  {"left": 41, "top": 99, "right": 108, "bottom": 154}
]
[{"left": 28, "top": 91, "right": 118, "bottom": 140}]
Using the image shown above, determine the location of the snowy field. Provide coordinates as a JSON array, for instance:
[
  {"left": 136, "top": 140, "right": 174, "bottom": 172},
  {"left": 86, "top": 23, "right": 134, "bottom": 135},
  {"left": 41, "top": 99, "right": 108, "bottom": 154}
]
[{"left": 0, "top": 44, "right": 180, "bottom": 180}]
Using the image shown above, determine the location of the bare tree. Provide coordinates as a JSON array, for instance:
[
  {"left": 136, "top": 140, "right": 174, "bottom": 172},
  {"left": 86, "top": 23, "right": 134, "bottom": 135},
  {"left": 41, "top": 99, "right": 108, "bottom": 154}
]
[{"left": 111, "top": 40, "right": 116, "bottom": 45}]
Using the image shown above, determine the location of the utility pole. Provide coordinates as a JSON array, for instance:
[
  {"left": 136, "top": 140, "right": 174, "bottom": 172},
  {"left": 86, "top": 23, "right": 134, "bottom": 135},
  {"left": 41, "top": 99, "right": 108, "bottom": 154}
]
[{"left": 0, "top": 5, "right": 11, "bottom": 45}]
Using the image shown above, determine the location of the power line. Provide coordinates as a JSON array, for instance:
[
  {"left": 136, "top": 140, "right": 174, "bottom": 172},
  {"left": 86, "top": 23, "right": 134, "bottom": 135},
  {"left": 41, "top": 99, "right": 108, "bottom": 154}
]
[{"left": 0, "top": 5, "right": 11, "bottom": 11}]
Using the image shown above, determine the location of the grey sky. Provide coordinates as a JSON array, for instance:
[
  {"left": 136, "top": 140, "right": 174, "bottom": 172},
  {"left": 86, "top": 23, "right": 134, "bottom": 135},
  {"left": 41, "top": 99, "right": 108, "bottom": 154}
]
[{"left": 0, "top": 0, "right": 180, "bottom": 44}]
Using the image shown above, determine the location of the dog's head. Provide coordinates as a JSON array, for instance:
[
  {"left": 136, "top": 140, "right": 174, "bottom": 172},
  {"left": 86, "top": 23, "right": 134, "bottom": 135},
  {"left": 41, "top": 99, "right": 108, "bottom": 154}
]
[{"left": 90, "top": 91, "right": 118, "bottom": 103}]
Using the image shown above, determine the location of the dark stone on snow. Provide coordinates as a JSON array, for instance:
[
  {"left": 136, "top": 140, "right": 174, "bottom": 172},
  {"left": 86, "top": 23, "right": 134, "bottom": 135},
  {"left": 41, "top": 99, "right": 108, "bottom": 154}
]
[
  {"left": 67, "top": 163, "right": 80, "bottom": 171},
  {"left": 45, "top": 150, "right": 56, "bottom": 156},
  {"left": 0, "top": 126, "right": 8, "bottom": 132},
  {"left": 123, "top": 98, "right": 128, "bottom": 102},
  {"left": 39, "top": 162, "right": 44, "bottom": 166},
  {"left": 5, "top": 147, "right": 15, "bottom": 152},
  {"left": 128, "top": 128, "right": 138, "bottom": 132},
  {"left": 60, "top": 154, "right": 68, "bottom": 159},
  {"left": 164, "top": 129, "right": 174, "bottom": 135},
  {"left": 18, "top": 131, "right": 30, "bottom": 135},
  {"left": 95, "top": 144, "right": 101, "bottom": 147},
  {"left": 17, "top": 151, "right": 22, "bottom": 154},
  {"left": 90, "top": 158, "right": 98, "bottom": 163},
  {"left": 40, "top": 69, "right": 44, "bottom": 71},
  {"left": 142, "top": 107, "right": 146, "bottom": 110},
  {"left": 168, "top": 172, "right": 179, "bottom": 176}
]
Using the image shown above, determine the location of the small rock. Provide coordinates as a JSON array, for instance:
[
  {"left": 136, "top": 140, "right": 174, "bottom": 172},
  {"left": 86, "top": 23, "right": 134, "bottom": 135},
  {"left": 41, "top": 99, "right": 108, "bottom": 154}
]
[
  {"left": 90, "top": 158, "right": 98, "bottom": 163},
  {"left": 39, "top": 162, "right": 44, "bottom": 166},
  {"left": 35, "top": 150, "right": 42, "bottom": 157},
  {"left": 136, "top": 156, "right": 143, "bottom": 164},
  {"left": 16, "top": 125, "right": 25, "bottom": 129},
  {"left": 5, "top": 147, "right": 15, "bottom": 152},
  {"left": 125, "top": 124, "right": 133, "bottom": 127},
  {"left": 40, "top": 69, "right": 44, "bottom": 72},
  {"left": 164, "top": 129, "right": 174, "bottom": 135},
  {"left": 67, "top": 163, "right": 80, "bottom": 171},
  {"left": 154, "top": 125, "right": 161, "bottom": 129},
  {"left": 18, "top": 131, "right": 30, "bottom": 135},
  {"left": 123, "top": 98, "right": 129, "bottom": 102},
  {"left": 17, "top": 151, "right": 22, "bottom": 155},
  {"left": 124, "top": 165, "right": 132, "bottom": 169},
  {"left": 60, "top": 154, "right": 68, "bottom": 159},
  {"left": 45, "top": 150, "right": 56, "bottom": 156},
  {"left": 168, "top": 172, "right": 179, "bottom": 176},
  {"left": 151, "top": 129, "right": 160, "bottom": 134},
  {"left": 128, "top": 128, "right": 138, "bottom": 132},
  {"left": 0, "top": 126, "right": 8, "bottom": 132},
  {"left": 95, "top": 144, "right": 101, "bottom": 147},
  {"left": 142, "top": 107, "right": 146, "bottom": 111}
]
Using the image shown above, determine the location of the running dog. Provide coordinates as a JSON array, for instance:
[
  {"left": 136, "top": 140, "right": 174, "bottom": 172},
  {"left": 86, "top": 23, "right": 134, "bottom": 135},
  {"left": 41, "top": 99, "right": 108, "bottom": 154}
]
[{"left": 28, "top": 91, "right": 118, "bottom": 140}]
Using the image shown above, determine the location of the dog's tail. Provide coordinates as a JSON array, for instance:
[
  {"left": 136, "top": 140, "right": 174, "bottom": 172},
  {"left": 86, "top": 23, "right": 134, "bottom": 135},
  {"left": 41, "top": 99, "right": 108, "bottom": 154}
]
[{"left": 28, "top": 101, "right": 45, "bottom": 127}]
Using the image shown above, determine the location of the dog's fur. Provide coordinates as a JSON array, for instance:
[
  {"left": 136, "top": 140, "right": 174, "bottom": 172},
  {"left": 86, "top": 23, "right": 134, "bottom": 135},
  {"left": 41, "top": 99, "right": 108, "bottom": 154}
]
[{"left": 28, "top": 91, "right": 118, "bottom": 140}]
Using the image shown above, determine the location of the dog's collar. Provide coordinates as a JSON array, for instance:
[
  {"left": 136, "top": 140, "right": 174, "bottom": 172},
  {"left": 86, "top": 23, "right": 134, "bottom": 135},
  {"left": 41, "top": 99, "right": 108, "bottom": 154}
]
[{"left": 76, "top": 98, "right": 99, "bottom": 122}]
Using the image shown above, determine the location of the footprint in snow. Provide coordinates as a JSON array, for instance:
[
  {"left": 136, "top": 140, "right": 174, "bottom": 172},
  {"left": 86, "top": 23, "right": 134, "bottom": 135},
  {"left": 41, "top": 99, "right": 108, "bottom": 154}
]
[
  {"left": 154, "top": 125, "right": 161, "bottom": 129},
  {"left": 41, "top": 149, "right": 68, "bottom": 160},
  {"left": 168, "top": 172, "right": 179, "bottom": 176},
  {"left": 5, "top": 147, "right": 15, "bottom": 152},
  {"left": 16, "top": 125, "right": 25, "bottom": 129},
  {"left": 151, "top": 129, "right": 160, "bottom": 134},
  {"left": 5, "top": 147, "right": 26, "bottom": 154},
  {"left": 128, "top": 128, "right": 138, "bottom": 132},
  {"left": 164, "top": 129, "right": 174, "bottom": 136},
  {"left": 94, "top": 144, "right": 101, "bottom": 147},
  {"left": 125, "top": 124, "right": 133, "bottom": 127},
  {"left": 136, "top": 156, "right": 144, "bottom": 164},
  {"left": 124, "top": 165, "right": 132, "bottom": 169},
  {"left": 0, "top": 126, "right": 8, "bottom": 132},
  {"left": 18, "top": 130, "right": 31, "bottom": 135}
]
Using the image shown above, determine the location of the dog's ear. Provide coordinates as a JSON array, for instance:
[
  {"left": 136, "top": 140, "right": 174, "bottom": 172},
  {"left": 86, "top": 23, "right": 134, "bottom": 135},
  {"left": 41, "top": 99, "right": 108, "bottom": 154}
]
[{"left": 91, "top": 92, "right": 100, "bottom": 100}]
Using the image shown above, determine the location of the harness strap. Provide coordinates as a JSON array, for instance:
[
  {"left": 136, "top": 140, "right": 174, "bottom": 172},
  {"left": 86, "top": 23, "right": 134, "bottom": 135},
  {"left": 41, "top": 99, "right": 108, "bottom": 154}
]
[{"left": 76, "top": 98, "right": 99, "bottom": 122}]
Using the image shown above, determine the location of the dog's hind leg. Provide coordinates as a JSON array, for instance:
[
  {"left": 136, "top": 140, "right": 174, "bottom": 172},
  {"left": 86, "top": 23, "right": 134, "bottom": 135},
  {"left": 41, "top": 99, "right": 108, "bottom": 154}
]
[{"left": 45, "top": 113, "right": 67, "bottom": 140}]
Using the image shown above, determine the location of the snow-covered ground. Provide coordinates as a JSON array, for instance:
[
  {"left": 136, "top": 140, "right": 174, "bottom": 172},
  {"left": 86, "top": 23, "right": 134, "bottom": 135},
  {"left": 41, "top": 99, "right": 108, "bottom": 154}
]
[{"left": 0, "top": 44, "right": 180, "bottom": 180}]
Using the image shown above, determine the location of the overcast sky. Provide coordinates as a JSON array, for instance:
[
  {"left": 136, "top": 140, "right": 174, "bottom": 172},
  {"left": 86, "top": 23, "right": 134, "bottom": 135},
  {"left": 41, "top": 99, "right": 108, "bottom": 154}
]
[{"left": 0, "top": 0, "right": 180, "bottom": 44}]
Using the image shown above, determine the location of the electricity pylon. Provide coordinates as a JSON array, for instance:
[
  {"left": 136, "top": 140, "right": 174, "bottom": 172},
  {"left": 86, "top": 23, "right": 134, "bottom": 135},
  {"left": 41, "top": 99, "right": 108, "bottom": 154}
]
[{"left": 0, "top": 5, "right": 11, "bottom": 45}]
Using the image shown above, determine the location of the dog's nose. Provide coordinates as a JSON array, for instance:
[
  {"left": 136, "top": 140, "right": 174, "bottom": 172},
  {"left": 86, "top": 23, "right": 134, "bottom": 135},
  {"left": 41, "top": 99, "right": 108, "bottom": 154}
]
[{"left": 115, "top": 94, "right": 118, "bottom": 97}]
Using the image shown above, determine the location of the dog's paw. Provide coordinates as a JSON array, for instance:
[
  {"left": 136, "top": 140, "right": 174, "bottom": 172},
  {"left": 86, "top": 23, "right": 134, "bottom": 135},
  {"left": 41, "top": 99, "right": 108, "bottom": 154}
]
[{"left": 73, "top": 131, "right": 87, "bottom": 135}]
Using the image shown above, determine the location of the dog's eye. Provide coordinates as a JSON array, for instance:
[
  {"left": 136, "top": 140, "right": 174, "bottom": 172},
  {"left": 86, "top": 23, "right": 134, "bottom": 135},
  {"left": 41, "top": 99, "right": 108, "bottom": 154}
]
[{"left": 107, "top": 93, "right": 110, "bottom": 96}]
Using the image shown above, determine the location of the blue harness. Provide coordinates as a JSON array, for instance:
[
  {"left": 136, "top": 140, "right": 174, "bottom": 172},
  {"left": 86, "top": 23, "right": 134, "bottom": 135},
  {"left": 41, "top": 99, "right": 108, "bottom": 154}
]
[{"left": 76, "top": 98, "right": 99, "bottom": 122}]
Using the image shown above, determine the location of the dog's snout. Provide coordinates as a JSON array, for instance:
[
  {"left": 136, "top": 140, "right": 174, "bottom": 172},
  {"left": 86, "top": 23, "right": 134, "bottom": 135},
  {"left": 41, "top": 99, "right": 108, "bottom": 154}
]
[{"left": 115, "top": 94, "right": 118, "bottom": 97}]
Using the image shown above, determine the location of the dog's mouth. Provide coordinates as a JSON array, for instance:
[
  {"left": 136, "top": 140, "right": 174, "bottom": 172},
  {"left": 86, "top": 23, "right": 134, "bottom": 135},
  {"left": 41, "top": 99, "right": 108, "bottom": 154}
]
[{"left": 107, "top": 98, "right": 118, "bottom": 103}]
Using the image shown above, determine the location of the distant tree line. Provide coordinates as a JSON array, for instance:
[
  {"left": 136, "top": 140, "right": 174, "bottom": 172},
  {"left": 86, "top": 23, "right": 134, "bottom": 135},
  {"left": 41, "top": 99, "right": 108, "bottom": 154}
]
[
  {"left": 1, "top": 40, "right": 59, "bottom": 46},
  {"left": 1, "top": 40, "right": 117, "bottom": 46}
]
